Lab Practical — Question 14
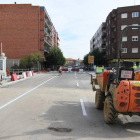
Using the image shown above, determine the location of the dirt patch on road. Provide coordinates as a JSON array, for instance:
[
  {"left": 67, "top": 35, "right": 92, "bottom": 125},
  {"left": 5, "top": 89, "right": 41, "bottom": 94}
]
[{"left": 48, "top": 127, "right": 72, "bottom": 133}]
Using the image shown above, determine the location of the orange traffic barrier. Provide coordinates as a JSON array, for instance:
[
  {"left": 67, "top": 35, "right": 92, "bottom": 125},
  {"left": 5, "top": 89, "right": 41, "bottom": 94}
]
[{"left": 11, "top": 73, "right": 18, "bottom": 81}]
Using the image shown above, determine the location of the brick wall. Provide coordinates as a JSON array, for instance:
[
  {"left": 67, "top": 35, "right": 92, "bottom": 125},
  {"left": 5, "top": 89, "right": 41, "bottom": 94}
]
[{"left": 0, "top": 4, "right": 40, "bottom": 59}]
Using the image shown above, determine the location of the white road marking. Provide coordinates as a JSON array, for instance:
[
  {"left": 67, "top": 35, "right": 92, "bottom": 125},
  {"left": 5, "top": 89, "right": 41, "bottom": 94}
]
[
  {"left": 0, "top": 76, "right": 57, "bottom": 110},
  {"left": 75, "top": 73, "right": 76, "bottom": 75},
  {"left": 77, "top": 83, "right": 79, "bottom": 86},
  {"left": 80, "top": 99, "right": 87, "bottom": 116},
  {"left": 75, "top": 77, "right": 77, "bottom": 79}
]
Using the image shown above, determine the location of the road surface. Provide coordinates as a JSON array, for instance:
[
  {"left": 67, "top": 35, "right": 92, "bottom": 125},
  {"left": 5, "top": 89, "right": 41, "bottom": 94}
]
[{"left": 0, "top": 72, "right": 140, "bottom": 140}]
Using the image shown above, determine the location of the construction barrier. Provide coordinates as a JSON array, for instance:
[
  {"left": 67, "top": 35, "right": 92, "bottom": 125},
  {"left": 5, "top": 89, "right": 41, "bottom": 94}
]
[
  {"left": 11, "top": 73, "right": 18, "bottom": 81},
  {"left": 79, "top": 69, "right": 83, "bottom": 72},
  {"left": 29, "top": 71, "right": 32, "bottom": 77},
  {"left": 61, "top": 68, "right": 68, "bottom": 71},
  {"left": 22, "top": 72, "right": 26, "bottom": 78},
  {"left": 26, "top": 71, "right": 29, "bottom": 77},
  {"left": 72, "top": 69, "right": 79, "bottom": 72},
  {"left": 31, "top": 71, "right": 34, "bottom": 76}
]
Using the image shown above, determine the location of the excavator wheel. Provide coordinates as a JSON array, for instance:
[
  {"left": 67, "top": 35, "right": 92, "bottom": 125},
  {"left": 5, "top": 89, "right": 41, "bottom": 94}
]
[
  {"left": 104, "top": 96, "right": 118, "bottom": 124},
  {"left": 95, "top": 90, "right": 105, "bottom": 109}
]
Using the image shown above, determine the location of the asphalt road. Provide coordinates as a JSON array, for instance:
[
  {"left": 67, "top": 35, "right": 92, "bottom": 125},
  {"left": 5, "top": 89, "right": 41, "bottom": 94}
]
[{"left": 0, "top": 72, "right": 140, "bottom": 140}]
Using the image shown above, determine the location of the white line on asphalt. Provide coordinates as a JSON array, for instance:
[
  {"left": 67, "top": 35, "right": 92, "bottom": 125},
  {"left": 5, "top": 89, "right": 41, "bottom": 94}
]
[
  {"left": 75, "top": 73, "right": 76, "bottom": 75},
  {"left": 75, "top": 77, "right": 77, "bottom": 79},
  {"left": 77, "top": 83, "right": 79, "bottom": 86},
  {"left": 0, "top": 76, "right": 57, "bottom": 110},
  {"left": 80, "top": 99, "right": 87, "bottom": 116}
]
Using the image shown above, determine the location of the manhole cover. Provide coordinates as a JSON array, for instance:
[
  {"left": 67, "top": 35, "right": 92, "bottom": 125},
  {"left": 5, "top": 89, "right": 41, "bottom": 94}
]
[{"left": 48, "top": 127, "right": 72, "bottom": 133}]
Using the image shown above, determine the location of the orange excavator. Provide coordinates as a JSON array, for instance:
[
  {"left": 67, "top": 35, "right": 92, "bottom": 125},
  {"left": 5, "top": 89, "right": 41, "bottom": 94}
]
[{"left": 91, "top": 25, "right": 140, "bottom": 124}]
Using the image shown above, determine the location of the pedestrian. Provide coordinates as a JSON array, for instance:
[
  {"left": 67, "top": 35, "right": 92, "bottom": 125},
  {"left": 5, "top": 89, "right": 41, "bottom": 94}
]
[
  {"left": 133, "top": 64, "right": 137, "bottom": 69},
  {"left": 58, "top": 65, "right": 62, "bottom": 75}
]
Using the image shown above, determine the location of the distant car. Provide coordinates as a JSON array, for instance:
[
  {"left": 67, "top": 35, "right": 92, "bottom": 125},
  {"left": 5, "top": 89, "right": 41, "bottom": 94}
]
[{"left": 67, "top": 66, "right": 72, "bottom": 72}]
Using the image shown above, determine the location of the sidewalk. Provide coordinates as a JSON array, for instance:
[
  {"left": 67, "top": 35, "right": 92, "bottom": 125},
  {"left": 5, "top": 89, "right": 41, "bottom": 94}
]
[{"left": 0, "top": 72, "right": 41, "bottom": 87}]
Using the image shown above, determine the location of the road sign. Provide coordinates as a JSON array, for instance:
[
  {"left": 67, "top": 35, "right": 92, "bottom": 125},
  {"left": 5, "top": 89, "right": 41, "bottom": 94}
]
[{"left": 88, "top": 56, "right": 94, "bottom": 63}]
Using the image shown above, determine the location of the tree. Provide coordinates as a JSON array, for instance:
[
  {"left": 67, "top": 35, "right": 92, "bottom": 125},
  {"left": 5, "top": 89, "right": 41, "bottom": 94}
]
[
  {"left": 90, "top": 48, "right": 103, "bottom": 65},
  {"left": 19, "top": 52, "right": 45, "bottom": 69},
  {"left": 83, "top": 48, "right": 103, "bottom": 65},
  {"left": 45, "top": 45, "right": 66, "bottom": 67},
  {"left": 83, "top": 54, "right": 89, "bottom": 65}
]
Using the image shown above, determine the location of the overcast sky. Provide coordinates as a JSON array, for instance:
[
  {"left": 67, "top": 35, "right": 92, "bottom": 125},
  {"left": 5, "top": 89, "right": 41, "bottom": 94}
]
[{"left": 1, "top": 0, "right": 140, "bottom": 59}]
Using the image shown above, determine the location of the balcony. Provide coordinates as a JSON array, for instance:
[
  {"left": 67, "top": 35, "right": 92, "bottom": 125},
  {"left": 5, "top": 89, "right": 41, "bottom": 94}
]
[
  {"left": 44, "top": 28, "right": 51, "bottom": 39},
  {"left": 102, "top": 22, "right": 106, "bottom": 28},
  {"left": 44, "top": 19, "right": 52, "bottom": 31},
  {"left": 44, "top": 46, "right": 49, "bottom": 53},
  {"left": 112, "top": 22, "right": 115, "bottom": 28},
  {"left": 44, "top": 37, "right": 52, "bottom": 47},
  {"left": 111, "top": 9, "right": 117, "bottom": 17},
  {"left": 102, "top": 40, "right": 106, "bottom": 45},
  {"left": 102, "top": 32, "right": 106, "bottom": 37}
]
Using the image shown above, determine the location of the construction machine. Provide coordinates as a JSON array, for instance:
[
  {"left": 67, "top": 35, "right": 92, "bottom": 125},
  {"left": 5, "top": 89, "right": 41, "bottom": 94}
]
[{"left": 91, "top": 25, "right": 140, "bottom": 124}]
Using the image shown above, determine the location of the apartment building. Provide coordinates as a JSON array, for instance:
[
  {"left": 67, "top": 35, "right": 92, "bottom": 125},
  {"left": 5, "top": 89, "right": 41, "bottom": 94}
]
[
  {"left": 90, "top": 5, "right": 140, "bottom": 67},
  {"left": 0, "top": 4, "right": 60, "bottom": 69},
  {"left": 90, "top": 22, "right": 106, "bottom": 58}
]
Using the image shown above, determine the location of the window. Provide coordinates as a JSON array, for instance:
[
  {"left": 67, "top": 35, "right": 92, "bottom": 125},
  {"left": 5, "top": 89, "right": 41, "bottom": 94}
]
[
  {"left": 122, "top": 37, "right": 127, "bottom": 41},
  {"left": 122, "top": 48, "right": 127, "bottom": 53},
  {"left": 121, "top": 25, "right": 127, "bottom": 30},
  {"left": 132, "top": 48, "right": 138, "bottom": 53},
  {"left": 132, "top": 12, "right": 139, "bottom": 17},
  {"left": 132, "top": 36, "right": 138, "bottom": 41},
  {"left": 132, "top": 24, "right": 139, "bottom": 29},
  {"left": 121, "top": 13, "right": 128, "bottom": 18}
]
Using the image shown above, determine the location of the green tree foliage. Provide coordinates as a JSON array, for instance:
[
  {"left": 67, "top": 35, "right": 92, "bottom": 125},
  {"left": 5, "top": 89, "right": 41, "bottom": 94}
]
[
  {"left": 45, "top": 46, "right": 66, "bottom": 66},
  {"left": 19, "top": 52, "right": 45, "bottom": 69},
  {"left": 83, "top": 54, "right": 89, "bottom": 65},
  {"left": 11, "top": 64, "right": 19, "bottom": 69},
  {"left": 83, "top": 48, "right": 103, "bottom": 65}
]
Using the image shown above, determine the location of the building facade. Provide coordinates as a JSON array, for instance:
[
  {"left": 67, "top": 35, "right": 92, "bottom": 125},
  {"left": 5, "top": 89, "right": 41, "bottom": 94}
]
[
  {"left": 0, "top": 4, "right": 60, "bottom": 69},
  {"left": 90, "top": 5, "right": 140, "bottom": 67},
  {"left": 66, "top": 58, "right": 76, "bottom": 67}
]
